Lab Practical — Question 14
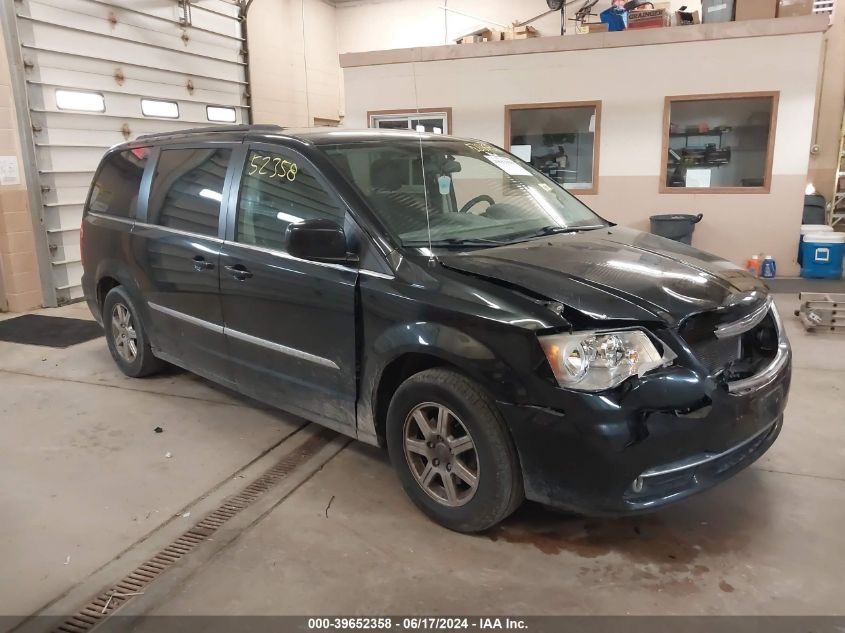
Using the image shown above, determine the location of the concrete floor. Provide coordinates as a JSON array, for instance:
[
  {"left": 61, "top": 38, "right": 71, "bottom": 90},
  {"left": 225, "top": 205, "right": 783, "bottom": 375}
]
[{"left": 1, "top": 294, "right": 844, "bottom": 622}]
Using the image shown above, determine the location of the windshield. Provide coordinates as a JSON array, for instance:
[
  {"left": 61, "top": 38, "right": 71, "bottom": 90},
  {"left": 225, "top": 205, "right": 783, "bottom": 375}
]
[{"left": 321, "top": 137, "right": 606, "bottom": 247}]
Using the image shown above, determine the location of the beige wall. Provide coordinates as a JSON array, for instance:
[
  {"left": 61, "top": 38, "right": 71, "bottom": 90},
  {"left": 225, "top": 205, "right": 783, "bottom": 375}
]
[
  {"left": 342, "top": 27, "right": 825, "bottom": 275},
  {"left": 0, "top": 25, "right": 42, "bottom": 312},
  {"left": 247, "top": 0, "right": 343, "bottom": 126}
]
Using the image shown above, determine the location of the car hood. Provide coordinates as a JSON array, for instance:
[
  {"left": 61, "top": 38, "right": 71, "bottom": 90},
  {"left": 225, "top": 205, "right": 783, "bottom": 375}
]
[{"left": 437, "top": 227, "right": 767, "bottom": 325}]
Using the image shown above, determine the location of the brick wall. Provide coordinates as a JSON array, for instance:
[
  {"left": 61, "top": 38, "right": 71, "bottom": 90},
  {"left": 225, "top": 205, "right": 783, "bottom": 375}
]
[{"left": 0, "top": 26, "right": 43, "bottom": 312}]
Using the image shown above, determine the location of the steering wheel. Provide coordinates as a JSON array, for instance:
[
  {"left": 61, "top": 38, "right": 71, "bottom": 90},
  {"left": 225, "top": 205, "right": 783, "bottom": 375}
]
[{"left": 458, "top": 194, "right": 495, "bottom": 214}]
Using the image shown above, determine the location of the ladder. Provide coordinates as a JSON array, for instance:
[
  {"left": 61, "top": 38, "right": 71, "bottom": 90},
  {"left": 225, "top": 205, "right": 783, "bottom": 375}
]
[
  {"left": 830, "top": 112, "right": 845, "bottom": 227},
  {"left": 797, "top": 293, "right": 845, "bottom": 332}
]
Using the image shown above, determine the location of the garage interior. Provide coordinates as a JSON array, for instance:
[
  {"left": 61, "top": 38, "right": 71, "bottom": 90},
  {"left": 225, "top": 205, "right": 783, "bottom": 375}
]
[{"left": 1, "top": 0, "right": 845, "bottom": 628}]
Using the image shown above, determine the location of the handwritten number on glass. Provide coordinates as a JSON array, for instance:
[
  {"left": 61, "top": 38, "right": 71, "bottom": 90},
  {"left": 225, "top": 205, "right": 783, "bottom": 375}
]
[{"left": 248, "top": 153, "right": 298, "bottom": 182}]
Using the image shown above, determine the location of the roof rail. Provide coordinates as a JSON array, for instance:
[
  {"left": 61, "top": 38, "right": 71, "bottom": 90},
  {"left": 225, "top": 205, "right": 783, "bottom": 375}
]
[{"left": 135, "top": 124, "right": 284, "bottom": 142}]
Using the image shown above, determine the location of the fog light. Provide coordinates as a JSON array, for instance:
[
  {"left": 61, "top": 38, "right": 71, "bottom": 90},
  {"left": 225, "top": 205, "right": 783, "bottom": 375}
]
[{"left": 632, "top": 476, "right": 644, "bottom": 493}]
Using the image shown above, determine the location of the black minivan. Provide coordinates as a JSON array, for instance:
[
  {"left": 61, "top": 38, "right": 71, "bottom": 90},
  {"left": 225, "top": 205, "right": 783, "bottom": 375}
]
[{"left": 81, "top": 125, "right": 790, "bottom": 532}]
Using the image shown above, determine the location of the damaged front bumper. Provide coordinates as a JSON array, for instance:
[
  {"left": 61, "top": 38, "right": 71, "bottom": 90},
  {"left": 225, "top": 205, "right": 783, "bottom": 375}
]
[{"left": 498, "top": 308, "right": 791, "bottom": 516}]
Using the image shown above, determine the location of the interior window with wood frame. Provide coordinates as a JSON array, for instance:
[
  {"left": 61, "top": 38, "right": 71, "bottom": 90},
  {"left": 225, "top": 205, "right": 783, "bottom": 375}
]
[
  {"left": 505, "top": 101, "right": 601, "bottom": 195},
  {"left": 368, "top": 109, "right": 451, "bottom": 135},
  {"left": 662, "top": 93, "right": 778, "bottom": 193}
]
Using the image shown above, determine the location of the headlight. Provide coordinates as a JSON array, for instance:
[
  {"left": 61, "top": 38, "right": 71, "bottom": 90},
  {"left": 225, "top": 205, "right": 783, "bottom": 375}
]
[{"left": 538, "top": 329, "right": 674, "bottom": 391}]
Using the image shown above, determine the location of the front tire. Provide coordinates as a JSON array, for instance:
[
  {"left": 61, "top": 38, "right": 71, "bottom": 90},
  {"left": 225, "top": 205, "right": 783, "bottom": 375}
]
[
  {"left": 102, "top": 286, "right": 164, "bottom": 378},
  {"left": 386, "top": 368, "right": 523, "bottom": 533}
]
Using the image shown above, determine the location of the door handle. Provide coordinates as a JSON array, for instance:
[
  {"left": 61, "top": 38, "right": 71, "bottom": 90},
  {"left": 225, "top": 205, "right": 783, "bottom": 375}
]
[
  {"left": 224, "top": 264, "right": 253, "bottom": 281},
  {"left": 192, "top": 255, "right": 215, "bottom": 272}
]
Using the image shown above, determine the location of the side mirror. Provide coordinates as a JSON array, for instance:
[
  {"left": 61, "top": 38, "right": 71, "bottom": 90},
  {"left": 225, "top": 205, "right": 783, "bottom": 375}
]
[{"left": 285, "top": 218, "right": 353, "bottom": 264}]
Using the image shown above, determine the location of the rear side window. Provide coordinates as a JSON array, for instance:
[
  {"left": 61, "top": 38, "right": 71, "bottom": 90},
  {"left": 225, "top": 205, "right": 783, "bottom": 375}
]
[
  {"left": 236, "top": 149, "right": 344, "bottom": 252},
  {"left": 147, "top": 147, "right": 232, "bottom": 237},
  {"left": 89, "top": 148, "right": 149, "bottom": 218}
]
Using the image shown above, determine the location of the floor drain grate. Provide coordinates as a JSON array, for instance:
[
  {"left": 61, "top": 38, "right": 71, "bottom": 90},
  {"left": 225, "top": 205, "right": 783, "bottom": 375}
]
[{"left": 53, "top": 429, "right": 334, "bottom": 632}]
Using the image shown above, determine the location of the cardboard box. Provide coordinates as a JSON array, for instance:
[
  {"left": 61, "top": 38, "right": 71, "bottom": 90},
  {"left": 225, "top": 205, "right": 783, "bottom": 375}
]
[
  {"left": 575, "top": 21, "right": 608, "bottom": 33},
  {"left": 504, "top": 25, "right": 539, "bottom": 40},
  {"left": 777, "top": 0, "right": 813, "bottom": 16},
  {"left": 627, "top": 8, "right": 667, "bottom": 27},
  {"left": 735, "top": 0, "right": 777, "bottom": 19},
  {"left": 455, "top": 28, "right": 502, "bottom": 44}
]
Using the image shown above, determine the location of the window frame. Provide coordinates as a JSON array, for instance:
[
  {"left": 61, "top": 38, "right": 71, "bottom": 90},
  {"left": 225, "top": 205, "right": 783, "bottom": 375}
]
[
  {"left": 367, "top": 108, "right": 453, "bottom": 134},
  {"left": 55, "top": 89, "right": 106, "bottom": 113},
  {"left": 141, "top": 98, "right": 180, "bottom": 119},
  {"left": 659, "top": 91, "right": 779, "bottom": 194},
  {"left": 86, "top": 148, "right": 151, "bottom": 219},
  {"left": 223, "top": 142, "right": 349, "bottom": 250},
  {"left": 206, "top": 105, "right": 238, "bottom": 123},
  {"left": 139, "top": 143, "right": 238, "bottom": 240},
  {"left": 504, "top": 100, "right": 602, "bottom": 196}
]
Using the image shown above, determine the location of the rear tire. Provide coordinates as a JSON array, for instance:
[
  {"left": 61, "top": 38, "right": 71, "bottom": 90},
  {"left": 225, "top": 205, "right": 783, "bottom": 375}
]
[
  {"left": 102, "top": 286, "right": 164, "bottom": 378},
  {"left": 386, "top": 368, "right": 523, "bottom": 533}
]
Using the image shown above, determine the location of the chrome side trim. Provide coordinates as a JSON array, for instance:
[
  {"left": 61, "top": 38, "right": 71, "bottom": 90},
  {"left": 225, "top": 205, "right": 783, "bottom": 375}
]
[
  {"left": 727, "top": 303, "right": 790, "bottom": 395},
  {"left": 133, "top": 220, "right": 224, "bottom": 244},
  {"left": 640, "top": 420, "right": 776, "bottom": 479},
  {"left": 147, "top": 302, "right": 224, "bottom": 334},
  {"left": 715, "top": 297, "right": 773, "bottom": 339},
  {"left": 87, "top": 211, "right": 135, "bottom": 226},
  {"left": 147, "top": 302, "right": 339, "bottom": 370},
  {"left": 226, "top": 327, "right": 339, "bottom": 370}
]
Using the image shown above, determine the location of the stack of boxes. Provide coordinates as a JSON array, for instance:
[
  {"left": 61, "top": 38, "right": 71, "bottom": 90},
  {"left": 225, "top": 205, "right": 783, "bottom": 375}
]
[{"left": 455, "top": 25, "right": 539, "bottom": 44}]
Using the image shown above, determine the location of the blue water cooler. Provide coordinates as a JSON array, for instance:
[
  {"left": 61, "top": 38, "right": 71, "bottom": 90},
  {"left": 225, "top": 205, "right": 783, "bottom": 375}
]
[{"left": 800, "top": 232, "right": 845, "bottom": 279}]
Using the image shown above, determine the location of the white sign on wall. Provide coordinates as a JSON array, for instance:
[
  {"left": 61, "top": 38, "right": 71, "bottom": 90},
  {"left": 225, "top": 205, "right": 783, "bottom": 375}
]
[{"left": 0, "top": 156, "right": 21, "bottom": 186}]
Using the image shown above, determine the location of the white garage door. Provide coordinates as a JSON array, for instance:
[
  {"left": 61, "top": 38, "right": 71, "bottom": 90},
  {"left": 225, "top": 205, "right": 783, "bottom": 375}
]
[{"left": 11, "top": 0, "right": 248, "bottom": 305}]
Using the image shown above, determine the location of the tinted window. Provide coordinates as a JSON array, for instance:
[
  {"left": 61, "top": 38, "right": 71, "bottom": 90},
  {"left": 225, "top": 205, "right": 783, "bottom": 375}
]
[
  {"left": 147, "top": 147, "right": 231, "bottom": 237},
  {"left": 236, "top": 149, "right": 344, "bottom": 251},
  {"left": 89, "top": 148, "right": 149, "bottom": 218}
]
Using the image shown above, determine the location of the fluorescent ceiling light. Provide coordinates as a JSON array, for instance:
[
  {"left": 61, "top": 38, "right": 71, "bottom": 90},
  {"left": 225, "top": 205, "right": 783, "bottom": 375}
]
[
  {"left": 141, "top": 99, "right": 179, "bottom": 119},
  {"left": 207, "top": 106, "right": 237, "bottom": 123},
  {"left": 276, "top": 211, "right": 303, "bottom": 224},
  {"left": 199, "top": 188, "right": 222, "bottom": 202},
  {"left": 56, "top": 90, "right": 105, "bottom": 112}
]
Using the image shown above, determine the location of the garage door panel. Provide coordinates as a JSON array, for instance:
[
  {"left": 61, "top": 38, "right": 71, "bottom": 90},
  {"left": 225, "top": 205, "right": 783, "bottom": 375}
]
[
  {"left": 21, "top": 44, "right": 245, "bottom": 86},
  {"left": 41, "top": 172, "right": 95, "bottom": 193},
  {"left": 42, "top": 189, "right": 91, "bottom": 212},
  {"left": 30, "top": 0, "right": 243, "bottom": 44},
  {"left": 28, "top": 49, "right": 246, "bottom": 91},
  {"left": 30, "top": 69, "right": 244, "bottom": 106},
  {"left": 21, "top": 2, "right": 242, "bottom": 64},
  {"left": 32, "top": 106, "right": 243, "bottom": 132},
  {"left": 37, "top": 125, "right": 133, "bottom": 150},
  {"left": 30, "top": 71, "right": 243, "bottom": 114},
  {"left": 15, "top": 0, "right": 247, "bottom": 304},
  {"left": 20, "top": 22, "right": 244, "bottom": 82},
  {"left": 36, "top": 146, "right": 108, "bottom": 173}
]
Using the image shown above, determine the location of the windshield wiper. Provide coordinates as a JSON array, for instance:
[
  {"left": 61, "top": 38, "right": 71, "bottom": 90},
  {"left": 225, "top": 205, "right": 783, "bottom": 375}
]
[
  {"left": 523, "top": 225, "right": 604, "bottom": 238},
  {"left": 437, "top": 237, "right": 507, "bottom": 245},
  {"left": 405, "top": 237, "right": 506, "bottom": 247}
]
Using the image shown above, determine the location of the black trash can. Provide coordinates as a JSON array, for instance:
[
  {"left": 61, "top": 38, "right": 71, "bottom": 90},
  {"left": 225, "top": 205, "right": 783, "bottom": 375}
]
[{"left": 649, "top": 213, "right": 703, "bottom": 245}]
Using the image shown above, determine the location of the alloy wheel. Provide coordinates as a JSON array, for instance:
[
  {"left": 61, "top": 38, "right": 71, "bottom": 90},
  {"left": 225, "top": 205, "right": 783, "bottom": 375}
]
[
  {"left": 402, "top": 402, "right": 479, "bottom": 507},
  {"left": 111, "top": 303, "right": 138, "bottom": 363}
]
